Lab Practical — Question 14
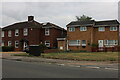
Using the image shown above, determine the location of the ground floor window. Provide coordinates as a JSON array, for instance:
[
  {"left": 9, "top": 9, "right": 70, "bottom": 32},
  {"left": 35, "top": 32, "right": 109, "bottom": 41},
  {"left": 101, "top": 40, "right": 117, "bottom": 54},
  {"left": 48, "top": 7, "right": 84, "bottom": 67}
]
[
  {"left": 15, "top": 41, "right": 19, "bottom": 48},
  {"left": 69, "top": 40, "right": 80, "bottom": 46},
  {"left": 1, "top": 41, "right": 4, "bottom": 46},
  {"left": 82, "top": 40, "right": 86, "bottom": 46},
  {"left": 8, "top": 41, "right": 12, "bottom": 46},
  {"left": 104, "top": 40, "right": 118, "bottom": 46},
  {"left": 45, "top": 40, "right": 50, "bottom": 47}
]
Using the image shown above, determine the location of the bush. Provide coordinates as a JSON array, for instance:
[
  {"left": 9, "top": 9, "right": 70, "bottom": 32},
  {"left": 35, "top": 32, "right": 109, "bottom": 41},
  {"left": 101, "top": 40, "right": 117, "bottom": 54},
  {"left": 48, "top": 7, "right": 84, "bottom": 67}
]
[
  {"left": 2, "top": 46, "right": 14, "bottom": 52},
  {"left": 39, "top": 44, "right": 47, "bottom": 53},
  {"left": 92, "top": 43, "right": 98, "bottom": 48}
]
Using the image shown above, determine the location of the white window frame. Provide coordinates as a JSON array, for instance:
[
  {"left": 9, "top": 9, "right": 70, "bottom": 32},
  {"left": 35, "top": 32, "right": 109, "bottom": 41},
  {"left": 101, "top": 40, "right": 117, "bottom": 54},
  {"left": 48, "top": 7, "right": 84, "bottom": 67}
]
[
  {"left": 98, "top": 27, "right": 105, "bottom": 31},
  {"left": 69, "top": 27, "right": 75, "bottom": 32},
  {"left": 8, "top": 30, "right": 12, "bottom": 37},
  {"left": 82, "top": 40, "right": 86, "bottom": 46},
  {"left": 23, "top": 28, "right": 28, "bottom": 36},
  {"left": 15, "top": 29, "right": 19, "bottom": 36},
  {"left": 15, "top": 41, "right": 19, "bottom": 48},
  {"left": 8, "top": 41, "right": 12, "bottom": 46},
  {"left": 110, "top": 27, "right": 117, "bottom": 31},
  {"left": 104, "top": 40, "right": 118, "bottom": 46},
  {"left": 45, "top": 40, "right": 50, "bottom": 47},
  {"left": 69, "top": 40, "right": 80, "bottom": 46},
  {"left": 1, "top": 31, "right": 4, "bottom": 37},
  {"left": 45, "top": 28, "right": 50, "bottom": 36},
  {"left": 80, "top": 26, "right": 87, "bottom": 31},
  {"left": 1, "top": 41, "right": 4, "bottom": 46}
]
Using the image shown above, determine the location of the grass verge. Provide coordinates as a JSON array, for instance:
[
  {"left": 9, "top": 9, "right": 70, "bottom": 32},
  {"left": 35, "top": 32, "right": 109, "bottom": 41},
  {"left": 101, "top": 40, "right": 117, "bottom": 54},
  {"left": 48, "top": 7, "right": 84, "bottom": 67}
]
[
  {"left": 42, "top": 52, "right": 119, "bottom": 61},
  {"left": 13, "top": 52, "right": 119, "bottom": 61}
]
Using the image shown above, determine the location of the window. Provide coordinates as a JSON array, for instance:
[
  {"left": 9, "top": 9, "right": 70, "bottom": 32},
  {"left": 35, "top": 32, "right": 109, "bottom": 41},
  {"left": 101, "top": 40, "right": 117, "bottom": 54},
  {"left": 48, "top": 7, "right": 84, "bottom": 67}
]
[
  {"left": 45, "top": 40, "right": 50, "bottom": 47},
  {"left": 8, "top": 41, "right": 12, "bottom": 46},
  {"left": 8, "top": 30, "right": 12, "bottom": 37},
  {"left": 98, "top": 27, "right": 105, "bottom": 31},
  {"left": 80, "top": 26, "right": 87, "bottom": 31},
  {"left": 104, "top": 40, "right": 118, "bottom": 46},
  {"left": 69, "top": 40, "right": 80, "bottom": 46},
  {"left": 1, "top": 31, "right": 4, "bottom": 37},
  {"left": 110, "top": 27, "right": 117, "bottom": 31},
  {"left": 1, "top": 41, "right": 4, "bottom": 46},
  {"left": 15, "top": 41, "right": 19, "bottom": 48},
  {"left": 69, "top": 27, "right": 75, "bottom": 32},
  {"left": 15, "top": 29, "right": 19, "bottom": 36},
  {"left": 23, "top": 28, "right": 28, "bottom": 36},
  {"left": 82, "top": 40, "right": 86, "bottom": 46},
  {"left": 45, "top": 28, "right": 50, "bottom": 36}
]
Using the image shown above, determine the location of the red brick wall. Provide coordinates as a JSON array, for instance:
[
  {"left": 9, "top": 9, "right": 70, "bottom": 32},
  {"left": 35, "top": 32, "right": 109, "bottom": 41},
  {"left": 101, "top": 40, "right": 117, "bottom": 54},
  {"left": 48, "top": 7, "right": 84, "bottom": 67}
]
[
  {"left": 67, "top": 26, "right": 93, "bottom": 51},
  {"left": 2, "top": 27, "right": 66, "bottom": 51},
  {"left": 93, "top": 26, "right": 119, "bottom": 44},
  {"left": 67, "top": 26, "right": 119, "bottom": 51},
  {"left": 43, "top": 28, "right": 66, "bottom": 48}
]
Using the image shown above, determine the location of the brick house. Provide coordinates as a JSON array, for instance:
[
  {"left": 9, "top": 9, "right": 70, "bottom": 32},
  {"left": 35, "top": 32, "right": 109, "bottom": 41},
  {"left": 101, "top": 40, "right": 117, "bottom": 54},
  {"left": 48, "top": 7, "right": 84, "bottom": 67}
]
[
  {"left": 1, "top": 16, "right": 66, "bottom": 51},
  {"left": 65, "top": 20, "right": 119, "bottom": 52}
]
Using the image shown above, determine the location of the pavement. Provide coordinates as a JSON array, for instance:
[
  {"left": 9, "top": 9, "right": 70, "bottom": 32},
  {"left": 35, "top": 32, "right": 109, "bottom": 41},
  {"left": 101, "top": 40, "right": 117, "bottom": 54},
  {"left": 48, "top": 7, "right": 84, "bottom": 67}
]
[{"left": 1, "top": 52, "right": 119, "bottom": 70}]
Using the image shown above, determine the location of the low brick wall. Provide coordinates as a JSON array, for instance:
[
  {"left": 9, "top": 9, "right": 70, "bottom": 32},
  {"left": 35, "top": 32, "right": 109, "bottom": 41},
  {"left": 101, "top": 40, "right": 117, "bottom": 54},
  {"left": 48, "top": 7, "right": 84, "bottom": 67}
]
[
  {"left": 92, "top": 46, "right": 120, "bottom": 52},
  {"left": 44, "top": 49, "right": 60, "bottom": 53}
]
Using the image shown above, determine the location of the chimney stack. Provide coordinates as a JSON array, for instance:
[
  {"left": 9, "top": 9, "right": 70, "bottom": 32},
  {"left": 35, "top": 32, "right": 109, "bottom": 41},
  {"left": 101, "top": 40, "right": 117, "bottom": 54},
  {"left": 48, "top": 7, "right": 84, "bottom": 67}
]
[{"left": 28, "top": 16, "right": 34, "bottom": 21}]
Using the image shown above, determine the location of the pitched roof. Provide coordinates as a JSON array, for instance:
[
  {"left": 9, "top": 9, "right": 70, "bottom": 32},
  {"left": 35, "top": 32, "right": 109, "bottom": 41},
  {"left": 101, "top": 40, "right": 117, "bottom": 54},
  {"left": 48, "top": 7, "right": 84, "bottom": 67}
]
[
  {"left": 67, "top": 20, "right": 119, "bottom": 27},
  {"left": 95, "top": 20, "right": 119, "bottom": 27},
  {"left": 42, "top": 22, "right": 66, "bottom": 31},
  {"left": 2, "top": 20, "right": 43, "bottom": 30},
  {"left": 66, "top": 20, "right": 95, "bottom": 27}
]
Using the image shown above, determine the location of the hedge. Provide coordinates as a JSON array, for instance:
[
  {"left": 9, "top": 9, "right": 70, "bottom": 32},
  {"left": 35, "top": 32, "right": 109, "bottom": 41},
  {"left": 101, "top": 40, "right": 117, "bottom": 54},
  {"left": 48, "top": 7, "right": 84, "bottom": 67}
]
[{"left": 2, "top": 46, "right": 14, "bottom": 52}]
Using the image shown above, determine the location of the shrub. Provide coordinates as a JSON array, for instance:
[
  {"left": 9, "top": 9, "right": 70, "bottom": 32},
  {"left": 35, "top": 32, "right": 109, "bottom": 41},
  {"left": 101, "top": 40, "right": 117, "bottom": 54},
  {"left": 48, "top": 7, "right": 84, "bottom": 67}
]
[
  {"left": 2, "top": 46, "right": 14, "bottom": 52},
  {"left": 92, "top": 43, "right": 98, "bottom": 48},
  {"left": 39, "top": 44, "right": 47, "bottom": 53}
]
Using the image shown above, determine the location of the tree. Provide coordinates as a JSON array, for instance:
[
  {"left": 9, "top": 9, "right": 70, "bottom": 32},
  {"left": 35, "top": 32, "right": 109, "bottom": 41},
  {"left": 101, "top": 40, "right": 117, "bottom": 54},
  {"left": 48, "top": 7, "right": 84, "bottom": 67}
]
[{"left": 76, "top": 15, "right": 92, "bottom": 21}]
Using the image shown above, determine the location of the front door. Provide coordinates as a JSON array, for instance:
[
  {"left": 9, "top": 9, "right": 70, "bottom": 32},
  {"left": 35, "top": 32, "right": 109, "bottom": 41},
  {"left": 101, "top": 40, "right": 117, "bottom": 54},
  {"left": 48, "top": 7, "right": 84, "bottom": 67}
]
[
  {"left": 23, "top": 42, "right": 28, "bottom": 50},
  {"left": 98, "top": 40, "right": 103, "bottom": 47}
]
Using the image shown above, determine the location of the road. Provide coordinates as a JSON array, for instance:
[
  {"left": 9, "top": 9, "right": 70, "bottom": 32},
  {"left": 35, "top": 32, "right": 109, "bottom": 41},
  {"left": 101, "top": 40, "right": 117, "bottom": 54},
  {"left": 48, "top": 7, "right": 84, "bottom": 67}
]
[{"left": 2, "top": 59, "right": 118, "bottom": 78}]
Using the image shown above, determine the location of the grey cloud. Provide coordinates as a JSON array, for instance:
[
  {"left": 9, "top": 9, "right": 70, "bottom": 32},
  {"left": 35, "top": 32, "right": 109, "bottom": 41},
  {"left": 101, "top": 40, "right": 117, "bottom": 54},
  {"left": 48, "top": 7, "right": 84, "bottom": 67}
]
[{"left": 1, "top": 2, "right": 118, "bottom": 28}]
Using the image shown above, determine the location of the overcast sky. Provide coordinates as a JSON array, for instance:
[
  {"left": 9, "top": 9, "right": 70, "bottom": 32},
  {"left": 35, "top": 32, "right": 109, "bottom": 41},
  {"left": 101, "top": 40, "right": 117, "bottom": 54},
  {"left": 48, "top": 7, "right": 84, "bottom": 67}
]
[{"left": 1, "top": 0, "right": 119, "bottom": 29}]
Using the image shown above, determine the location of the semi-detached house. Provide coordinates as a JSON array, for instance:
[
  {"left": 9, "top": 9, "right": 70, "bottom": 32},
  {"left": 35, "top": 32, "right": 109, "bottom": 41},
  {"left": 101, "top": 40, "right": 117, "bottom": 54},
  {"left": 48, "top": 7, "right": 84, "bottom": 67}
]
[
  {"left": 65, "top": 20, "right": 120, "bottom": 52},
  {"left": 1, "top": 16, "right": 66, "bottom": 51}
]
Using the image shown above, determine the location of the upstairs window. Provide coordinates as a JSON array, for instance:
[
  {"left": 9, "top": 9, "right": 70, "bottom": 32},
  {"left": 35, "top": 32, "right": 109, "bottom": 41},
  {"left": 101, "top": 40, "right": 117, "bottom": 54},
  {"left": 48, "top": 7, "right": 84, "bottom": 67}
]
[
  {"left": 110, "top": 27, "right": 117, "bottom": 31},
  {"left": 98, "top": 27, "right": 105, "bottom": 31},
  {"left": 82, "top": 40, "right": 86, "bottom": 46},
  {"left": 15, "top": 41, "right": 19, "bottom": 48},
  {"left": 15, "top": 29, "right": 19, "bottom": 36},
  {"left": 69, "top": 40, "right": 80, "bottom": 46},
  {"left": 8, "top": 41, "right": 12, "bottom": 46},
  {"left": 45, "top": 28, "right": 50, "bottom": 36},
  {"left": 45, "top": 40, "right": 50, "bottom": 47},
  {"left": 23, "top": 28, "right": 28, "bottom": 36},
  {"left": 69, "top": 27, "right": 75, "bottom": 32},
  {"left": 8, "top": 30, "right": 12, "bottom": 37},
  {"left": 1, "top": 31, "right": 4, "bottom": 37},
  {"left": 80, "top": 26, "right": 87, "bottom": 31}
]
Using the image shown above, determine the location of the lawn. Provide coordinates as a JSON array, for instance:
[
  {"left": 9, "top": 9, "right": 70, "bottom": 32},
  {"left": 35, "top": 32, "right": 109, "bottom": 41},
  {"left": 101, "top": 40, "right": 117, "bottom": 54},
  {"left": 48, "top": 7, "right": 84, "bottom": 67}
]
[
  {"left": 42, "top": 52, "right": 119, "bottom": 61},
  {"left": 13, "top": 52, "right": 119, "bottom": 61}
]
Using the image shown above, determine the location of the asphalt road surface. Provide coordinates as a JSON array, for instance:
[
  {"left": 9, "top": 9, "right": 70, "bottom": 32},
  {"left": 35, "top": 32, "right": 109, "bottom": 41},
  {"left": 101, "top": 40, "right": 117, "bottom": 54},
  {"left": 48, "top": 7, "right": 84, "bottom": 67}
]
[{"left": 2, "top": 59, "right": 118, "bottom": 78}]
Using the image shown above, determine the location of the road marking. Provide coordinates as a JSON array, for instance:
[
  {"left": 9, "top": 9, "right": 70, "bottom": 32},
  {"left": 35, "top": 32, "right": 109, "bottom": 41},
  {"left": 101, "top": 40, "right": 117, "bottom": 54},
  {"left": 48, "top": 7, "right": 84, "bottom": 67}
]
[
  {"left": 86, "top": 66, "right": 100, "bottom": 69},
  {"left": 75, "top": 66, "right": 80, "bottom": 67},
  {"left": 105, "top": 68, "right": 118, "bottom": 71},
  {"left": 57, "top": 64, "right": 65, "bottom": 66}
]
